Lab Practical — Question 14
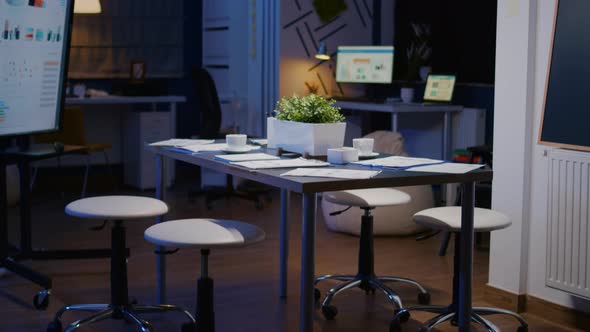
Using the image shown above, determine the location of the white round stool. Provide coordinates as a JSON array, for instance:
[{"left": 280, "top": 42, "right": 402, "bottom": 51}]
[
  {"left": 144, "top": 218, "right": 266, "bottom": 332},
  {"left": 316, "top": 188, "right": 430, "bottom": 321},
  {"left": 390, "top": 207, "right": 528, "bottom": 332},
  {"left": 48, "top": 196, "right": 195, "bottom": 332}
]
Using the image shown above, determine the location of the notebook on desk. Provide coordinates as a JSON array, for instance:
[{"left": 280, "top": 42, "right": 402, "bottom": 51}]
[{"left": 421, "top": 74, "right": 457, "bottom": 105}]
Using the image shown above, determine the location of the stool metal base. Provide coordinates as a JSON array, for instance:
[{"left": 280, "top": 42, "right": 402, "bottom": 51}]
[
  {"left": 391, "top": 305, "right": 528, "bottom": 332},
  {"left": 49, "top": 303, "right": 195, "bottom": 332},
  {"left": 315, "top": 208, "right": 430, "bottom": 319}
]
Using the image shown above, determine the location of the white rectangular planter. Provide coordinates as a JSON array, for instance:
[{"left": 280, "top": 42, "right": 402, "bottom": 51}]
[{"left": 267, "top": 117, "right": 346, "bottom": 156}]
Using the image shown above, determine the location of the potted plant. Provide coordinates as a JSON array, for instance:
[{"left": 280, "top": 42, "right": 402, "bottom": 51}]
[
  {"left": 267, "top": 94, "right": 346, "bottom": 156},
  {"left": 401, "top": 23, "right": 432, "bottom": 103}
]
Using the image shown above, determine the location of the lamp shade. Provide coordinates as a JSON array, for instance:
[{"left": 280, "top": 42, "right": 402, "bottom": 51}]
[
  {"left": 315, "top": 41, "right": 330, "bottom": 60},
  {"left": 74, "top": 0, "right": 102, "bottom": 14}
]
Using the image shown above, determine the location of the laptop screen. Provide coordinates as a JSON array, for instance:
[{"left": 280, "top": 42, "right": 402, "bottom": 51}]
[{"left": 423, "top": 74, "right": 456, "bottom": 102}]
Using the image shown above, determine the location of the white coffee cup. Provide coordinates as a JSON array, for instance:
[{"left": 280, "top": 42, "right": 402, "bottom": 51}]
[
  {"left": 226, "top": 134, "right": 247, "bottom": 150},
  {"left": 327, "top": 147, "right": 359, "bottom": 164},
  {"left": 353, "top": 138, "right": 374, "bottom": 156}
]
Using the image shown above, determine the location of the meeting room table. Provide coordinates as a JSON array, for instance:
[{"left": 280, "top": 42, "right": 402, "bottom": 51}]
[{"left": 148, "top": 145, "right": 492, "bottom": 332}]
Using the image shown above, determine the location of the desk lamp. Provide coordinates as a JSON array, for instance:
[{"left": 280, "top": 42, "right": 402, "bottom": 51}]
[{"left": 315, "top": 41, "right": 331, "bottom": 60}]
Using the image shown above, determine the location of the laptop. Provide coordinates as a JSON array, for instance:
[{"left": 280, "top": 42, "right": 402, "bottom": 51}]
[{"left": 422, "top": 74, "right": 457, "bottom": 105}]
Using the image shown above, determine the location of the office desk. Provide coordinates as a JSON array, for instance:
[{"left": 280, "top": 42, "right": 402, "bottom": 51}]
[
  {"left": 150, "top": 146, "right": 492, "bottom": 332},
  {"left": 335, "top": 101, "right": 463, "bottom": 160},
  {"left": 66, "top": 96, "right": 186, "bottom": 188}
]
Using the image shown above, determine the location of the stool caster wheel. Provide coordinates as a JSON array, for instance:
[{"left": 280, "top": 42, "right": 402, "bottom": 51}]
[
  {"left": 47, "top": 320, "right": 62, "bottom": 332},
  {"left": 389, "top": 318, "right": 402, "bottom": 332},
  {"left": 394, "top": 309, "right": 410, "bottom": 323},
  {"left": 34, "top": 289, "right": 50, "bottom": 310},
  {"left": 314, "top": 288, "right": 321, "bottom": 304},
  {"left": 181, "top": 322, "right": 196, "bottom": 332},
  {"left": 417, "top": 292, "right": 430, "bottom": 305},
  {"left": 451, "top": 318, "right": 458, "bottom": 326},
  {"left": 321, "top": 305, "right": 338, "bottom": 320},
  {"left": 517, "top": 326, "right": 529, "bottom": 332}
]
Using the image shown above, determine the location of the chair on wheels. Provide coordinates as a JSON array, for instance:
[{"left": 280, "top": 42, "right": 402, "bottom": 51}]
[
  {"left": 315, "top": 188, "right": 431, "bottom": 321},
  {"left": 144, "top": 218, "right": 266, "bottom": 332},
  {"left": 47, "top": 196, "right": 195, "bottom": 332},
  {"left": 32, "top": 106, "right": 114, "bottom": 197},
  {"left": 390, "top": 207, "right": 528, "bottom": 332},
  {"left": 189, "top": 68, "right": 271, "bottom": 210}
]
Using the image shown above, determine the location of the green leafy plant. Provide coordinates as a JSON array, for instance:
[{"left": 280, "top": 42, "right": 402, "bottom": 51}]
[
  {"left": 275, "top": 94, "right": 345, "bottom": 124},
  {"left": 405, "top": 23, "right": 432, "bottom": 85}
]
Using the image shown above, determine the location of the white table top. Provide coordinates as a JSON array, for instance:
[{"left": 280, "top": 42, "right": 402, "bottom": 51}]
[
  {"left": 65, "top": 95, "right": 186, "bottom": 105},
  {"left": 335, "top": 100, "right": 463, "bottom": 113}
]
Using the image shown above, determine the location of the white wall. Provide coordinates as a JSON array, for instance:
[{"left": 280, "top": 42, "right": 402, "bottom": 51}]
[{"left": 490, "top": 0, "right": 590, "bottom": 312}]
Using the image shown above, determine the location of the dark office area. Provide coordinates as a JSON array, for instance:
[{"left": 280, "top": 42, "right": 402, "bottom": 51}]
[{"left": 0, "top": 1, "right": 589, "bottom": 332}]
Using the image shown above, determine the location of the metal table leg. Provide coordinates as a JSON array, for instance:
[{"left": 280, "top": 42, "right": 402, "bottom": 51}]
[
  {"left": 279, "top": 189, "right": 290, "bottom": 298},
  {"left": 300, "top": 193, "right": 316, "bottom": 332},
  {"left": 458, "top": 182, "right": 475, "bottom": 332},
  {"left": 155, "top": 154, "right": 167, "bottom": 304},
  {"left": 391, "top": 113, "right": 399, "bottom": 132}
]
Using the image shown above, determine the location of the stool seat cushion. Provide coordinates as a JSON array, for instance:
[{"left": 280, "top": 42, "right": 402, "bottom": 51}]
[
  {"left": 413, "top": 207, "right": 511, "bottom": 232},
  {"left": 323, "top": 188, "right": 411, "bottom": 208},
  {"left": 65, "top": 196, "right": 168, "bottom": 220},
  {"left": 144, "top": 219, "right": 266, "bottom": 248}
]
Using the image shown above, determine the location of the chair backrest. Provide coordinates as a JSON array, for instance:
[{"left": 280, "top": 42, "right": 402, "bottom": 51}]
[
  {"left": 33, "top": 106, "right": 86, "bottom": 146},
  {"left": 363, "top": 130, "right": 409, "bottom": 156},
  {"left": 193, "top": 67, "right": 222, "bottom": 139}
]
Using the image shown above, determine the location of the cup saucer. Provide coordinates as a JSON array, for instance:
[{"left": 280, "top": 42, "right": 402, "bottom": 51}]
[
  {"left": 358, "top": 152, "right": 380, "bottom": 159},
  {"left": 221, "top": 145, "right": 260, "bottom": 154}
]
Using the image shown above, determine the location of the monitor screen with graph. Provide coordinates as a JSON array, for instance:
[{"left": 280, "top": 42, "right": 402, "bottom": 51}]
[
  {"left": 335, "top": 46, "right": 394, "bottom": 84},
  {"left": 0, "top": 0, "right": 74, "bottom": 137},
  {"left": 423, "top": 74, "right": 456, "bottom": 102}
]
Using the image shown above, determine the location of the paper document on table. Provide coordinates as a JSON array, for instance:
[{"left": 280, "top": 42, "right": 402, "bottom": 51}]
[
  {"left": 280, "top": 168, "right": 381, "bottom": 179},
  {"left": 168, "top": 143, "right": 228, "bottom": 153},
  {"left": 149, "top": 139, "right": 214, "bottom": 147},
  {"left": 215, "top": 153, "right": 279, "bottom": 162},
  {"left": 232, "top": 158, "right": 330, "bottom": 169},
  {"left": 406, "top": 163, "right": 485, "bottom": 174},
  {"left": 352, "top": 156, "right": 444, "bottom": 168}
]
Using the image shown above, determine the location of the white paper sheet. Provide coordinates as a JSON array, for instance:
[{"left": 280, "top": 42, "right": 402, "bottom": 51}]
[
  {"left": 352, "top": 156, "right": 444, "bottom": 168},
  {"left": 231, "top": 158, "right": 330, "bottom": 170},
  {"left": 169, "top": 143, "right": 228, "bottom": 153},
  {"left": 406, "top": 163, "right": 485, "bottom": 174},
  {"left": 280, "top": 168, "right": 381, "bottom": 179},
  {"left": 215, "top": 153, "right": 279, "bottom": 162},
  {"left": 149, "top": 139, "right": 214, "bottom": 147}
]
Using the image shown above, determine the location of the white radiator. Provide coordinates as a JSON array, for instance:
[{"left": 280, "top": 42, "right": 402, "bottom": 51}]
[{"left": 546, "top": 149, "right": 590, "bottom": 299}]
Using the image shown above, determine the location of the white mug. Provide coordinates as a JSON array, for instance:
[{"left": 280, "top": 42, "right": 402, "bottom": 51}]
[
  {"left": 353, "top": 138, "right": 374, "bottom": 156},
  {"left": 226, "top": 134, "right": 247, "bottom": 149}
]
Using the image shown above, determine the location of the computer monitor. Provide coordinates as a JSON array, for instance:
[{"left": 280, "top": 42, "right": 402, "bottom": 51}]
[
  {"left": 423, "top": 74, "right": 457, "bottom": 103},
  {"left": 0, "top": 0, "right": 74, "bottom": 138},
  {"left": 335, "top": 46, "right": 394, "bottom": 84}
]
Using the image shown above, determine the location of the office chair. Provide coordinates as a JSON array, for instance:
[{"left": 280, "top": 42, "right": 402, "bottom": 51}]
[
  {"left": 32, "top": 106, "right": 114, "bottom": 197},
  {"left": 419, "top": 144, "right": 493, "bottom": 256},
  {"left": 189, "top": 67, "right": 271, "bottom": 210}
]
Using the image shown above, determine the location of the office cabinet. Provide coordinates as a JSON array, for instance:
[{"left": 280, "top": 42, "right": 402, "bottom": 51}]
[{"left": 123, "top": 112, "right": 174, "bottom": 189}]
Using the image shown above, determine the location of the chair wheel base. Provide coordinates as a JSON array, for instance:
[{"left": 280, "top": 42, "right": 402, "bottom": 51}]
[
  {"left": 417, "top": 292, "right": 431, "bottom": 305},
  {"left": 394, "top": 309, "right": 410, "bottom": 323},
  {"left": 47, "top": 320, "right": 62, "bottom": 332},
  {"left": 34, "top": 290, "right": 50, "bottom": 310},
  {"left": 517, "top": 326, "right": 529, "bottom": 332},
  {"left": 389, "top": 318, "right": 402, "bottom": 332},
  {"left": 181, "top": 322, "right": 196, "bottom": 332},
  {"left": 321, "top": 305, "right": 338, "bottom": 320},
  {"left": 314, "top": 288, "right": 321, "bottom": 304}
]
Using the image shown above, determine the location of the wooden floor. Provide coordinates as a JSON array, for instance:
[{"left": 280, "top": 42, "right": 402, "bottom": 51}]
[{"left": 0, "top": 183, "right": 583, "bottom": 331}]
